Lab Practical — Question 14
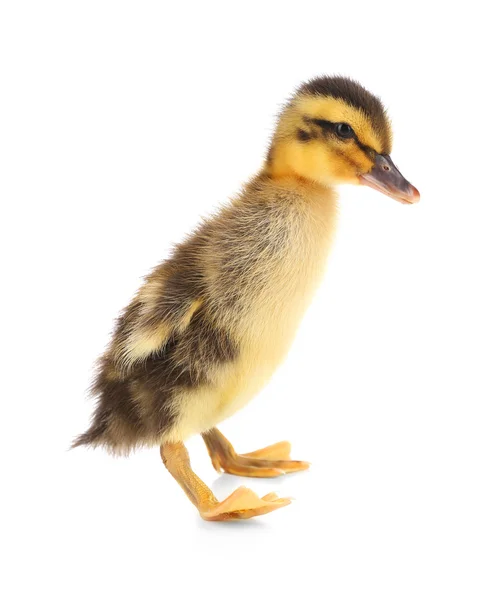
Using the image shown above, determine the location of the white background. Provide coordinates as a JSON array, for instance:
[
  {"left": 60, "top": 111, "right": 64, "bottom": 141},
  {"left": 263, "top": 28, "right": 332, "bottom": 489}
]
[{"left": 1, "top": 1, "right": 486, "bottom": 599}]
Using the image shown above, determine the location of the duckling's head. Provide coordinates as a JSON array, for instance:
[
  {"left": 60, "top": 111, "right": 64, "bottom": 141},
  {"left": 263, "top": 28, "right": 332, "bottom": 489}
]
[{"left": 267, "top": 76, "right": 419, "bottom": 204}]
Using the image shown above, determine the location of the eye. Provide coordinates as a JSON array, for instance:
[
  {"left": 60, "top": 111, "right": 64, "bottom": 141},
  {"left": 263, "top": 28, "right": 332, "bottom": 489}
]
[{"left": 335, "top": 123, "right": 354, "bottom": 139}]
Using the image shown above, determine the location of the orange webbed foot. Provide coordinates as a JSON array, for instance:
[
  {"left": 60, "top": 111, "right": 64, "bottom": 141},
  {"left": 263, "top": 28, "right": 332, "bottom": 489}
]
[
  {"left": 200, "top": 486, "right": 291, "bottom": 521},
  {"left": 203, "top": 430, "right": 310, "bottom": 478}
]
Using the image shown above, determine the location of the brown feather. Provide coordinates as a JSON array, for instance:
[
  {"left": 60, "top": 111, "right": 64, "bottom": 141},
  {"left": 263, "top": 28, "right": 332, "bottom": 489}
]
[{"left": 74, "top": 76, "right": 391, "bottom": 454}]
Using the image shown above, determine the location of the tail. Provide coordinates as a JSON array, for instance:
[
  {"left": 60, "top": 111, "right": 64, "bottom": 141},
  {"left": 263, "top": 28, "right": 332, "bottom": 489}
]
[{"left": 71, "top": 420, "right": 108, "bottom": 449}]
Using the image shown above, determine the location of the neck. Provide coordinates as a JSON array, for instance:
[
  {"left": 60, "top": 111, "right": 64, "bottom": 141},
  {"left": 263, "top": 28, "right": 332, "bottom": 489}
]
[
  {"left": 262, "top": 163, "right": 334, "bottom": 202},
  {"left": 249, "top": 168, "right": 338, "bottom": 233},
  {"left": 263, "top": 141, "right": 333, "bottom": 197}
]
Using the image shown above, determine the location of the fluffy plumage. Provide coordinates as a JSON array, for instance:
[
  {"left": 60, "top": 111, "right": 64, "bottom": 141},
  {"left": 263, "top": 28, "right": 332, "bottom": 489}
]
[
  {"left": 74, "top": 76, "right": 409, "bottom": 456},
  {"left": 74, "top": 174, "right": 336, "bottom": 453}
]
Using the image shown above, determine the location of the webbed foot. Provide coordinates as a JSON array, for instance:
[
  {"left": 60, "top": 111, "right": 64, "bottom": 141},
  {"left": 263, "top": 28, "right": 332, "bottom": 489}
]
[{"left": 203, "top": 429, "right": 310, "bottom": 478}]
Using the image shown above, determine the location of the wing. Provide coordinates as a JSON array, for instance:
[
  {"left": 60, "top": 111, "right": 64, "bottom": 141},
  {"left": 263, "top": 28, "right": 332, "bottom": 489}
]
[{"left": 111, "top": 261, "right": 204, "bottom": 374}]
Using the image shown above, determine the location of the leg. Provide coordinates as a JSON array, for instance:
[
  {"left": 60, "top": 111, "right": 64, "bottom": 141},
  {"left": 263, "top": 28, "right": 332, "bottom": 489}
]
[
  {"left": 202, "top": 428, "right": 310, "bottom": 478},
  {"left": 160, "top": 441, "right": 291, "bottom": 521}
]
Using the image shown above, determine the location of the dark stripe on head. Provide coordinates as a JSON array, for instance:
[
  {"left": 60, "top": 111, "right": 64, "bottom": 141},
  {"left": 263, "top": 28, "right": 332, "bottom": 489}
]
[
  {"left": 306, "top": 117, "right": 335, "bottom": 137},
  {"left": 307, "top": 117, "right": 378, "bottom": 161},
  {"left": 297, "top": 128, "right": 313, "bottom": 142}
]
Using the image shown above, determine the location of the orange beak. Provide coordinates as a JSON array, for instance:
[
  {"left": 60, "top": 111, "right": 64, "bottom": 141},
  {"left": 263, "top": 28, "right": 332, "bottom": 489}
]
[{"left": 359, "top": 154, "right": 420, "bottom": 204}]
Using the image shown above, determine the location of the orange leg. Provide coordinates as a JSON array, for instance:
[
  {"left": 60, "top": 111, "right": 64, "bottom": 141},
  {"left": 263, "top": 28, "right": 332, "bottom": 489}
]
[
  {"left": 160, "top": 442, "right": 291, "bottom": 521},
  {"left": 202, "top": 428, "right": 310, "bottom": 478}
]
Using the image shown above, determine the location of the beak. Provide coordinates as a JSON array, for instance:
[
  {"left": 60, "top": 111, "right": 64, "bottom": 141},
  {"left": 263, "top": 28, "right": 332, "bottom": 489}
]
[{"left": 359, "top": 154, "right": 420, "bottom": 204}]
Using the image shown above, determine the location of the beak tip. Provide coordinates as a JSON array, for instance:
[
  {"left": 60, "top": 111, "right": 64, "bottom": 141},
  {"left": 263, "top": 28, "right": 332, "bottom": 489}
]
[{"left": 410, "top": 185, "right": 420, "bottom": 203}]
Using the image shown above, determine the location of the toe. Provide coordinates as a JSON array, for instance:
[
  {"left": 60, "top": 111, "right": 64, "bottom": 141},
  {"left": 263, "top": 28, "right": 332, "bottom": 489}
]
[
  {"left": 261, "top": 491, "right": 279, "bottom": 501},
  {"left": 232, "top": 457, "right": 311, "bottom": 475},
  {"left": 221, "top": 462, "right": 287, "bottom": 478},
  {"left": 242, "top": 441, "right": 292, "bottom": 460}
]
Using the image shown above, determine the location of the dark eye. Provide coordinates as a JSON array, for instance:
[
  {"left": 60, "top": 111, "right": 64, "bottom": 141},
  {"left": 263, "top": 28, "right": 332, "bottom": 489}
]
[{"left": 335, "top": 123, "right": 354, "bottom": 139}]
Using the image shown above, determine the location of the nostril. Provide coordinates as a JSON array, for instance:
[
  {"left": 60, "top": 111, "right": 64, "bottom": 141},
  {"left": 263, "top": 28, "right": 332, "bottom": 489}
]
[{"left": 382, "top": 164, "right": 390, "bottom": 171}]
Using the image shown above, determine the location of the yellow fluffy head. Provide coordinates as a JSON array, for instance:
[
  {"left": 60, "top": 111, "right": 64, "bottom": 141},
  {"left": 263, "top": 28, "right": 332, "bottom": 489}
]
[{"left": 267, "top": 76, "right": 393, "bottom": 187}]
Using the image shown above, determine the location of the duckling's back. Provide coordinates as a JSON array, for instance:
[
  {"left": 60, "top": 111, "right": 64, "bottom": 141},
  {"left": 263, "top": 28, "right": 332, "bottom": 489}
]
[{"left": 73, "top": 174, "right": 337, "bottom": 453}]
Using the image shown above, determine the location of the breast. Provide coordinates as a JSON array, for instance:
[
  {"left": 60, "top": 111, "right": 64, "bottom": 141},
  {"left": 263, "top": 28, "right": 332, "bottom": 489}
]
[{"left": 217, "top": 230, "right": 334, "bottom": 418}]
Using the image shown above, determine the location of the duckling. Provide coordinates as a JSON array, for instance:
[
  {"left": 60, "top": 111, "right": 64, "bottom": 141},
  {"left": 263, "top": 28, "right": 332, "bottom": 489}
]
[{"left": 73, "top": 76, "right": 419, "bottom": 521}]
